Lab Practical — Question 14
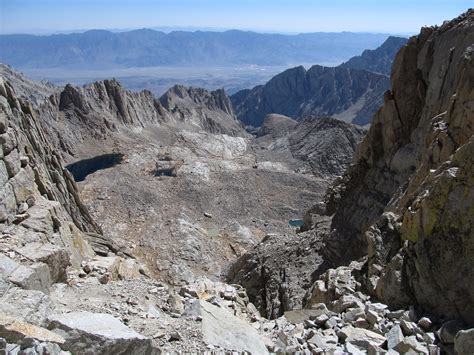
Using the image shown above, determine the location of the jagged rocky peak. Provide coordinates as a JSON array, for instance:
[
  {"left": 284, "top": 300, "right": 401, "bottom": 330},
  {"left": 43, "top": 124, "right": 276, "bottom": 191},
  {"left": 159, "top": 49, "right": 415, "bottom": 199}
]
[
  {"left": 339, "top": 36, "right": 408, "bottom": 74},
  {"left": 39, "top": 77, "right": 246, "bottom": 160},
  {"left": 57, "top": 78, "right": 163, "bottom": 127},
  {"left": 160, "top": 84, "right": 234, "bottom": 117}
]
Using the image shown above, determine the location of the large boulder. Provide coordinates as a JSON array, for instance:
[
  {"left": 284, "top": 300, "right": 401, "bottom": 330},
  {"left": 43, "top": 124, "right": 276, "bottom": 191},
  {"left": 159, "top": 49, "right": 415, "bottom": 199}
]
[
  {"left": 0, "top": 314, "right": 65, "bottom": 346},
  {"left": 188, "top": 300, "right": 269, "bottom": 354},
  {"left": 18, "top": 243, "right": 70, "bottom": 283},
  {"left": 0, "top": 287, "right": 55, "bottom": 326},
  {"left": 339, "top": 325, "right": 386, "bottom": 350},
  {"left": 455, "top": 329, "right": 474, "bottom": 355},
  {"left": 47, "top": 312, "right": 153, "bottom": 355}
]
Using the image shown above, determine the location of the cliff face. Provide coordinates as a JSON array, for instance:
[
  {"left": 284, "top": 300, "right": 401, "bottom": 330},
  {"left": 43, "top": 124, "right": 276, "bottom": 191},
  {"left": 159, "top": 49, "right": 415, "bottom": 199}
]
[
  {"left": 231, "top": 65, "right": 389, "bottom": 127},
  {"left": 228, "top": 10, "right": 474, "bottom": 327},
  {"left": 339, "top": 36, "right": 408, "bottom": 75},
  {"left": 324, "top": 10, "right": 474, "bottom": 322},
  {"left": 0, "top": 77, "right": 97, "bottom": 269}
]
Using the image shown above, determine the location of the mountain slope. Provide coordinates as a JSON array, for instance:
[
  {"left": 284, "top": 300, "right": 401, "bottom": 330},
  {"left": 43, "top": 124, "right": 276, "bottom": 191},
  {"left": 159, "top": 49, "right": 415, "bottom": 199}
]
[
  {"left": 339, "top": 36, "right": 408, "bottom": 74},
  {"left": 0, "top": 30, "right": 390, "bottom": 69},
  {"left": 254, "top": 114, "right": 366, "bottom": 179},
  {"left": 229, "top": 9, "right": 474, "bottom": 327},
  {"left": 231, "top": 65, "right": 389, "bottom": 127}
]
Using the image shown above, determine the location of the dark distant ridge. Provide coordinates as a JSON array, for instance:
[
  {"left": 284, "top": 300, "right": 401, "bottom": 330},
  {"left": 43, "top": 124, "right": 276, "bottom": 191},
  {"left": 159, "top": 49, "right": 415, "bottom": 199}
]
[
  {"left": 231, "top": 36, "right": 407, "bottom": 127},
  {"left": 231, "top": 65, "right": 389, "bottom": 127},
  {"left": 0, "top": 29, "right": 391, "bottom": 69}
]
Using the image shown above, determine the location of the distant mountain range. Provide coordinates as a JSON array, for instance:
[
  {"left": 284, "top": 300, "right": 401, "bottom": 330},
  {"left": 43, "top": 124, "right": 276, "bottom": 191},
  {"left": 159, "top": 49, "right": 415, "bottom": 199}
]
[
  {"left": 0, "top": 29, "right": 392, "bottom": 69},
  {"left": 231, "top": 36, "right": 408, "bottom": 127}
]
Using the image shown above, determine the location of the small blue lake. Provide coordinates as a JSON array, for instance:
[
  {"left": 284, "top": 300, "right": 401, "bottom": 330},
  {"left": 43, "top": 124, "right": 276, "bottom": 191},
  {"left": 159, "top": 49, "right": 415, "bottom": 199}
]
[{"left": 288, "top": 219, "right": 304, "bottom": 227}]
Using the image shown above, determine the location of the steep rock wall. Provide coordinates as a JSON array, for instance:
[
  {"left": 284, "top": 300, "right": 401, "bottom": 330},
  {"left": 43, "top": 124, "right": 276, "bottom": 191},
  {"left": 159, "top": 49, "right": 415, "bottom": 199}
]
[
  {"left": 323, "top": 9, "right": 474, "bottom": 322},
  {"left": 0, "top": 77, "right": 97, "bottom": 268}
]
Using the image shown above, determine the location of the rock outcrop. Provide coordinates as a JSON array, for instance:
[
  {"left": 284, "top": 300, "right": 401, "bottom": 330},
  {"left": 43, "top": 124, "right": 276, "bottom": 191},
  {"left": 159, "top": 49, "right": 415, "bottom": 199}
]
[
  {"left": 0, "top": 64, "right": 55, "bottom": 107},
  {"left": 227, "top": 216, "right": 333, "bottom": 319},
  {"left": 47, "top": 312, "right": 153, "bottom": 355},
  {"left": 231, "top": 65, "right": 389, "bottom": 127},
  {"left": 0, "top": 77, "right": 99, "bottom": 259},
  {"left": 339, "top": 36, "right": 408, "bottom": 75}
]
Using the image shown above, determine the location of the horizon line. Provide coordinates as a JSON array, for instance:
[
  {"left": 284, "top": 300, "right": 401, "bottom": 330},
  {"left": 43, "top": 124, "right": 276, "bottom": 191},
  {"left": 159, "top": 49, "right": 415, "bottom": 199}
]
[{"left": 0, "top": 26, "right": 415, "bottom": 37}]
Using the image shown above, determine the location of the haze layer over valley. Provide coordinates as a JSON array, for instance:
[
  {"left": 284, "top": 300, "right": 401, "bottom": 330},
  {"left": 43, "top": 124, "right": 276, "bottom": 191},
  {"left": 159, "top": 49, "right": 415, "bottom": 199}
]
[{"left": 0, "top": 30, "right": 393, "bottom": 95}]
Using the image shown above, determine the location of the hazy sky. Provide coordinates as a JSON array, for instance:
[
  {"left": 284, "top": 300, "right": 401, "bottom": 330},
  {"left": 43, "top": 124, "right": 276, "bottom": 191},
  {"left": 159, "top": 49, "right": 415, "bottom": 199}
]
[{"left": 0, "top": 0, "right": 471, "bottom": 34}]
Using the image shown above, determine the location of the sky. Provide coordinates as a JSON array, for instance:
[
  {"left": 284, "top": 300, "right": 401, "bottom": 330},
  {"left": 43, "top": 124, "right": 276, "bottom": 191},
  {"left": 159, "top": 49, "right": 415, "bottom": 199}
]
[{"left": 0, "top": 0, "right": 472, "bottom": 35}]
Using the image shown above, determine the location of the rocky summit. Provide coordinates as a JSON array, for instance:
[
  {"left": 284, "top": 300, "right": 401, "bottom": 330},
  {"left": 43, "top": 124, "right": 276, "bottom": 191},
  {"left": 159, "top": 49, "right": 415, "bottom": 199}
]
[{"left": 0, "top": 8, "right": 473, "bottom": 355}]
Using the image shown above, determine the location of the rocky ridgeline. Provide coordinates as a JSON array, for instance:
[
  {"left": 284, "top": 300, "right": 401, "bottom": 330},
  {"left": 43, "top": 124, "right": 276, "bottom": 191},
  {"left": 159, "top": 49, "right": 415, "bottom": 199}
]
[
  {"left": 322, "top": 9, "right": 474, "bottom": 323},
  {"left": 0, "top": 64, "right": 55, "bottom": 107},
  {"left": 0, "top": 65, "right": 247, "bottom": 161}
]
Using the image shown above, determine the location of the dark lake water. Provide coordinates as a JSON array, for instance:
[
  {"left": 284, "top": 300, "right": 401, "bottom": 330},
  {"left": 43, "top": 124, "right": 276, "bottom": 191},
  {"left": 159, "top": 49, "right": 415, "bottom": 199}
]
[
  {"left": 289, "top": 219, "right": 304, "bottom": 227},
  {"left": 66, "top": 153, "right": 123, "bottom": 182}
]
